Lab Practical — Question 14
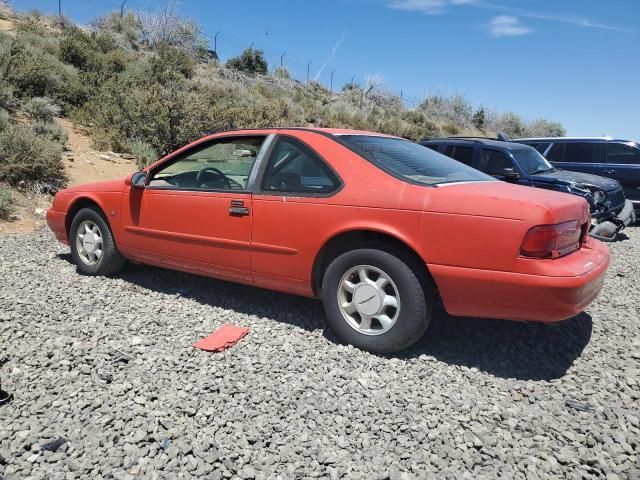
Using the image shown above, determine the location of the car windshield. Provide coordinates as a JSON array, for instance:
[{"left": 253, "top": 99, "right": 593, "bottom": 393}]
[
  {"left": 512, "top": 148, "right": 555, "bottom": 175},
  {"left": 340, "top": 135, "right": 494, "bottom": 186}
]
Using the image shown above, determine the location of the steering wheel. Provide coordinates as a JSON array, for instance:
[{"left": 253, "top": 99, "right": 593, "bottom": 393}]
[{"left": 196, "top": 167, "right": 231, "bottom": 189}]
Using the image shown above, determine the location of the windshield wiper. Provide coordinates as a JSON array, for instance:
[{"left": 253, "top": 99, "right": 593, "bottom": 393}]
[{"left": 530, "top": 167, "right": 555, "bottom": 175}]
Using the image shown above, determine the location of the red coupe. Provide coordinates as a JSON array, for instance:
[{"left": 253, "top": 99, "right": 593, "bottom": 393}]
[{"left": 47, "top": 129, "right": 610, "bottom": 353}]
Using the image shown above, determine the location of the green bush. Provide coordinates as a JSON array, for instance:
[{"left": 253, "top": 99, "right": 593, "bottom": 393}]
[
  {"left": 0, "top": 185, "right": 13, "bottom": 220},
  {"left": 23, "top": 96, "right": 61, "bottom": 121},
  {"left": 0, "top": 122, "right": 65, "bottom": 190},
  {"left": 226, "top": 48, "right": 268, "bottom": 75},
  {"left": 131, "top": 138, "right": 158, "bottom": 169},
  {"left": 0, "top": 108, "right": 10, "bottom": 131},
  {"left": 274, "top": 66, "right": 291, "bottom": 80},
  {"left": 29, "top": 120, "right": 67, "bottom": 145}
]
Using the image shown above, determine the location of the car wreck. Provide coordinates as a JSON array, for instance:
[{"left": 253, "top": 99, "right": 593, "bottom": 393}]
[{"left": 421, "top": 137, "right": 635, "bottom": 241}]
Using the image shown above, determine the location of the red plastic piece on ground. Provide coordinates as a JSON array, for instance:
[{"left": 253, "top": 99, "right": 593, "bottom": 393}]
[{"left": 192, "top": 324, "right": 250, "bottom": 352}]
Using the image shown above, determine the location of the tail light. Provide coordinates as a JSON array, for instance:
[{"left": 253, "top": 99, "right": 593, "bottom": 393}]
[{"left": 520, "top": 220, "right": 583, "bottom": 259}]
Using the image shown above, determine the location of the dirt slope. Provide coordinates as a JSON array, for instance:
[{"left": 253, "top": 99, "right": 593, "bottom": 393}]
[{"left": 0, "top": 119, "right": 136, "bottom": 235}]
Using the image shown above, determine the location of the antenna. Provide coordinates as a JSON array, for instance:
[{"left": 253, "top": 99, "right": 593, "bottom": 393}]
[{"left": 306, "top": 61, "right": 312, "bottom": 84}]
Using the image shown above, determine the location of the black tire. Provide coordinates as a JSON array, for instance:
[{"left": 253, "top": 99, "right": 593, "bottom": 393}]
[
  {"left": 69, "top": 207, "right": 126, "bottom": 276},
  {"left": 321, "top": 248, "right": 433, "bottom": 354}
]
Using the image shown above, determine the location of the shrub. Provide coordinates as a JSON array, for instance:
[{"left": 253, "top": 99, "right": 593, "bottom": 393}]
[
  {"left": 523, "top": 119, "right": 566, "bottom": 137},
  {"left": 0, "top": 1, "right": 12, "bottom": 20},
  {"left": 92, "top": 11, "right": 141, "bottom": 50},
  {"left": 226, "top": 48, "right": 268, "bottom": 75},
  {"left": 29, "top": 120, "right": 67, "bottom": 145},
  {"left": 23, "top": 96, "right": 62, "bottom": 121},
  {"left": 130, "top": 139, "right": 158, "bottom": 169},
  {"left": 0, "top": 185, "right": 13, "bottom": 220},
  {"left": 418, "top": 94, "right": 473, "bottom": 128},
  {"left": 0, "top": 122, "right": 65, "bottom": 190},
  {"left": 137, "top": 3, "right": 207, "bottom": 54},
  {"left": 274, "top": 66, "right": 290, "bottom": 80},
  {"left": 0, "top": 109, "right": 10, "bottom": 131},
  {"left": 493, "top": 111, "right": 526, "bottom": 137},
  {"left": 151, "top": 44, "right": 195, "bottom": 81},
  {"left": 472, "top": 108, "right": 486, "bottom": 130}
]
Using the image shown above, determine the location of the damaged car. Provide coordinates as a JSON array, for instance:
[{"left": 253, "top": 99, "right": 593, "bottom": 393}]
[
  {"left": 47, "top": 129, "right": 610, "bottom": 353},
  {"left": 421, "top": 137, "right": 635, "bottom": 241}
]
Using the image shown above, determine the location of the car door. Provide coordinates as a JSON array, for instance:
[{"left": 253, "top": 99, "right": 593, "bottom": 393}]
[
  {"left": 119, "top": 134, "right": 271, "bottom": 282},
  {"left": 477, "top": 149, "right": 528, "bottom": 185},
  {"left": 443, "top": 144, "right": 476, "bottom": 167},
  {"left": 547, "top": 141, "right": 606, "bottom": 177},
  {"left": 606, "top": 141, "right": 640, "bottom": 204},
  {"left": 250, "top": 134, "right": 344, "bottom": 295}
]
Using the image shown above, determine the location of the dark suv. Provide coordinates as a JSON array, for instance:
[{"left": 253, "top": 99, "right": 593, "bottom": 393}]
[
  {"left": 420, "top": 137, "right": 635, "bottom": 240},
  {"left": 514, "top": 137, "right": 640, "bottom": 209}
]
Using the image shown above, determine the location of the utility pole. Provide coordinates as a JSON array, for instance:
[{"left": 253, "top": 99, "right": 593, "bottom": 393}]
[
  {"left": 306, "top": 61, "right": 312, "bottom": 84},
  {"left": 330, "top": 69, "right": 336, "bottom": 93},
  {"left": 58, "top": 0, "right": 62, "bottom": 19},
  {"left": 351, "top": 75, "right": 355, "bottom": 86},
  {"left": 120, "top": 0, "right": 127, "bottom": 17},
  {"left": 214, "top": 31, "right": 220, "bottom": 52},
  {"left": 280, "top": 52, "right": 286, "bottom": 67}
]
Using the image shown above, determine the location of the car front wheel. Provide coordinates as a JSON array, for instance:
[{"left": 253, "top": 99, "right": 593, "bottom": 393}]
[
  {"left": 70, "top": 207, "right": 126, "bottom": 276},
  {"left": 321, "top": 248, "right": 433, "bottom": 353}
]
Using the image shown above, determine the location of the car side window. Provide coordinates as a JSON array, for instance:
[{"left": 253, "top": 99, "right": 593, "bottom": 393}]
[
  {"left": 444, "top": 145, "right": 474, "bottom": 166},
  {"left": 608, "top": 143, "right": 640, "bottom": 165},
  {"left": 261, "top": 137, "right": 340, "bottom": 194},
  {"left": 563, "top": 142, "right": 605, "bottom": 163},
  {"left": 531, "top": 143, "right": 550, "bottom": 154},
  {"left": 547, "top": 143, "right": 564, "bottom": 162},
  {"left": 424, "top": 144, "right": 440, "bottom": 152},
  {"left": 148, "top": 136, "right": 265, "bottom": 191},
  {"left": 479, "top": 150, "right": 514, "bottom": 177}
]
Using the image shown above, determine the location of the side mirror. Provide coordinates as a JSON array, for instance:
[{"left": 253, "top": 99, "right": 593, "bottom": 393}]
[
  {"left": 127, "top": 171, "right": 147, "bottom": 188},
  {"left": 502, "top": 167, "right": 520, "bottom": 181}
]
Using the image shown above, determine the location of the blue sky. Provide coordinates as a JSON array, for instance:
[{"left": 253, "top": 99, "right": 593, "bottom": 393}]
[{"left": 10, "top": 0, "right": 640, "bottom": 140}]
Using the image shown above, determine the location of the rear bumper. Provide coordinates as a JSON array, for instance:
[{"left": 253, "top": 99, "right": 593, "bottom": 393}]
[
  {"left": 46, "top": 208, "right": 69, "bottom": 244},
  {"left": 430, "top": 239, "right": 610, "bottom": 322}
]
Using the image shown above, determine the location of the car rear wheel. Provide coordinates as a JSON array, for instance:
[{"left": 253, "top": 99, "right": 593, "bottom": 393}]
[
  {"left": 70, "top": 207, "right": 126, "bottom": 276},
  {"left": 321, "top": 248, "right": 433, "bottom": 353}
]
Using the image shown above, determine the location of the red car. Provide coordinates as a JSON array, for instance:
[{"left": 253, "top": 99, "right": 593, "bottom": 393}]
[{"left": 47, "top": 129, "right": 610, "bottom": 353}]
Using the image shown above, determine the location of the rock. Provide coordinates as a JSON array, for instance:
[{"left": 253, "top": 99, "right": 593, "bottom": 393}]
[
  {"left": 0, "top": 228, "right": 638, "bottom": 479},
  {"left": 99, "top": 154, "right": 112, "bottom": 162}
]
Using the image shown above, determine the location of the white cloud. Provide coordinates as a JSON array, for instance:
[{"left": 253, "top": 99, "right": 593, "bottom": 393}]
[
  {"left": 489, "top": 15, "right": 531, "bottom": 37},
  {"left": 388, "top": 0, "right": 476, "bottom": 15},
  {"left": 387, "top": 0, "right": 634, "bottom": 33}
]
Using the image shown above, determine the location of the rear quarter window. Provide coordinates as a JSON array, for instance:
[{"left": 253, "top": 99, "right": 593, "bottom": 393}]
[{"left": 607, "top": 143, "right": 640, "bottom": 165}]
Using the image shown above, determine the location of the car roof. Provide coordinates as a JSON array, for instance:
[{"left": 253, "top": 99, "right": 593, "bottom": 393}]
[
  {"left": 515, "top": 136, "right": 636, "bottom": 143},
  {"left": 422, "top": 137, "right": 531, "bottom": 151},
  {"left": 206, "top": 127, "right": 400, "bottom": 139}
]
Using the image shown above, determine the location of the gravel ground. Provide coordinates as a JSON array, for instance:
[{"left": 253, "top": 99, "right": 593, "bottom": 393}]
[{"left": 1, "top": 228, "right": 639, "bottom": 480}]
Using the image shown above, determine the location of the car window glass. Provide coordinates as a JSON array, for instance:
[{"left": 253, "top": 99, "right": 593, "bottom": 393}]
[
  {"left": 261, "top": 137, "right": 339, "bottom": 194},
  {"left": 444, "top": 145, "right": 474, "bottom": 166},
  {"left": 479, "top": 150, "right": 514, "bottom": 176},
  {"left": 149, "top": 136, "right": 264, "bottom": 190},
  {"left": 608, "top": 143, "right": 640, "bottom": 165},
  {"left": 532, "top": 143, "right": 550, "bottom": 154},
  {"left": 563, "top": 142, "right": 600, "bottom": 163},
  {"left": 546, "top": 143, "right": 564, "bottom": 162},
  {"left": 424, "top": 144, "right": 440, "bottom": 152},
  {"left": 340, "top": 135, "right": 493, "bottom": 186}
]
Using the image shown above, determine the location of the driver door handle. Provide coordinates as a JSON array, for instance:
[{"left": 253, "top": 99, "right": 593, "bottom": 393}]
[{"left": 229, "top": 200, "right": 250, "bottom": 216}]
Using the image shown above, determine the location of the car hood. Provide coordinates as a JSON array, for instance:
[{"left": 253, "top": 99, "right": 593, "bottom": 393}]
[
  {"left": 60, "top": 178, "right": 128, "bottom": 194},
  {"left": 532, "top": 169, "right": 620, "bottom": 191}
]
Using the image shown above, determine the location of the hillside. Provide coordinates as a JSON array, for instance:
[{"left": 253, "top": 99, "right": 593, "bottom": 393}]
[{"left": 0, "top": 3, "right": 565, "bottom": 233}]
